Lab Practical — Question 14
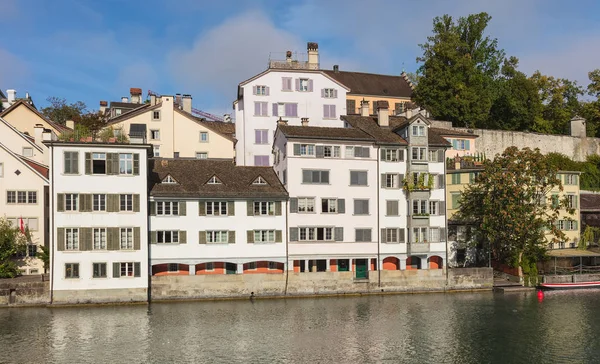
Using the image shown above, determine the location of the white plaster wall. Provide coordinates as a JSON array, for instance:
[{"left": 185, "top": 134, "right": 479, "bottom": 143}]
[
  {"left": 379, "top": 149, "right": 409, "bottom": 256},
  {"left": 0, "top": 120, "right": 46, "bottom": 164}
]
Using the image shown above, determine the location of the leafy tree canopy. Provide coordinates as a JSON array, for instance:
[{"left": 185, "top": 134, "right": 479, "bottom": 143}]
[
  {"left": 40, "top": 97, "right": 87, "bottom": 125},
  {"left": 0, "top": 218, "right": 28, "bottom": 278}
]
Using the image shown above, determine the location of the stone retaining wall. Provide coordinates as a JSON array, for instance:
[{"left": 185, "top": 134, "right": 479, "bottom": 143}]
[
  {"left": 0, "top": 276, "right": 49, "bottom": 306},
  {"left": 544, "top": 273, "right": 600, "bottom": 284}
]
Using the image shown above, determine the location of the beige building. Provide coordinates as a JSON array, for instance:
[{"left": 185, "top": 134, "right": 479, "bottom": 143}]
[
  {"left": 0, "top": 100, "right": 70, "bottom": 137},
  {"left": 104, "top": 95, "right": 235, "bottom": 159}
]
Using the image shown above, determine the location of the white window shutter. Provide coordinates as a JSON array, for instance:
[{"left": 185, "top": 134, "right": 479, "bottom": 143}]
[
  {"left": 308, "top": 79, "right": 313, "bottom": 92},
  {"left": 265, "top": 87, "right": 270, "bottom": 96},
  {"left": 333, "top": 89, "right": 338, "bottom": 98},
  {"left": 252, "top": 86, "right": 257, "bottom": 95}
]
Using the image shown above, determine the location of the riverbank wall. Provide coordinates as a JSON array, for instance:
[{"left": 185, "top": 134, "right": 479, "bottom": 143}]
[
  {"left": 543, "top": 273, "right": 600, "bottom": 284},
  {"left": 0, "top": 275, "right": 49, "bottom": 306}
]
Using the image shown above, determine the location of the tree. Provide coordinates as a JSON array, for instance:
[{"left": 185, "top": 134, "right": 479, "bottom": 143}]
[
  {"left": 40, "top": 97, "right": 87, "bottom": 125},
  {"left": 414, "top": 12, "right": 505, "bottom": 128},
  {"left": 455, "top": 147, "right": 575, "bottom": 277},
  {"left": 78, "top": 111, "right": 106, "bottom": 135},
  {"left": 0, "top": 218, "right": 27, "bottom": 278},
  {"left": 36, "top": 245, "right": 50, "bottom": 274}
]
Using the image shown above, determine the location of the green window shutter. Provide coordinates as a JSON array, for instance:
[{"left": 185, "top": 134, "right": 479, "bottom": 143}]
[
  {"left": 107, "top": 194, "right": 118, "bottom": 212},
  {"left": 133, "top": 154, "right": 140, "bottom": 175},
  {"left": 85, "top": 152, "right": 91, "bottom": 174},
  {"left": 440, "top": 228, "right": 446, "bottom": 242},
  {"left": 134, "top": 262, "right": 141, "bottom": 277},
  {"left": 133, "top": 194, "right": 140, "bottom": 212},
  {"left": 338, "top": 199, "right": 345, "bottom": 213},
  {"left": 108, "top": 228, "right": 120, "bottom": 250},
  {"left": 380, "top": 149, "right": 386, "bottom": 161},
  {"left": 275, "top": 201, "right": 282, "bottom": 215},
  {"left": 381, "top": 173, "right": 386, "bottom": 188},
  {"left": 57, "top": 194, "right": 64, "bottom": 212},
  {"left": 381, "top": 228, "right": 387, "bottom": 243},
  {"left": 247, "top": 230, "right": 254, "bottom": 243},
  {"left": 179, "top": 231, "right": 187, "bottom": 244},
  {"left": 134, "top": 227, "right": 141, "bottom": 250},
  {"left": 198, "top": 201, "right": 206, "bottom": 216},
  {"left": 78, "top": 194, "right": 85, "bottom": 212},
  {"left": 113, "top": 262, "right": 120, "bottom": 278},
  {"left": 228, "top": 201, "right": 235, "bottom": 216},
  {"left": 106, "top": 153, "right": 114, "bottom": 175},
  {"left": 552, "top": 194, "right": 559, "bottom": 208},
  {"left": 56, "top": 228, "right": 65, "bottom": 251},
  {"left": 275, "top": 230, "right": 282, "bottom": 243},
  {"left": 198, "top": 231, "right": 206, "bottom": 244},
  {"left": 289, "top": 228, "right": 298, "bottom": 242},
  {"left": 150, "top": 201, "right": 156, "bottom": 216},
  {"left": 179, "top": 201, "right": 186, "bottom": 216},
  {"left": 150, "top": 231, "right": 157, "bottom": 244},
  {"left": 111, "top": 153, "right": 120, "bottom": 175},
  {"left": 289, "top": 198, "right": 298, "bottom": 213},
  {"left": 574, "top": 221, "right": 578, "bottom": 231},
  {"left": 228, "top": 231, "right": 236, "bottom": 244},
  {"left": 247, "top": 201, "right": 253, "bottom": 216},
  {"left": 334, "top": 227, "right": 343, "bottom": 241},
  {"left": 399, "top": 228, "right": 405, "bottom": 243},
  {"left": 574, "top": 174, "right": 578, "bottom": 186},
  {"left": 85, "top": 194, "right": 93, "bottom": 212},
  {"left": 81, "top": 228, "right": 92, "bottom": 251}
]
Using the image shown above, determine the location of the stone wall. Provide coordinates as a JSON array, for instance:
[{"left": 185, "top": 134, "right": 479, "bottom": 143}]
[
  {"left": 0, "top": 276, "right": 49, "bottom": 306},
  {"left": 150, "top": 268, "right": 493, "bottom": 300},
  {"left": 544, "top": 273, "right": 600, "bottom": 284},
  {"left": 52, "top": 288, "right": 148, "bottom": 305}
]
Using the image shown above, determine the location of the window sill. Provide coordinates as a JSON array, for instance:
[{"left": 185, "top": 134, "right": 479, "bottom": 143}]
[
  {"left": 322, "top": 117, "right": 337, "bottom": 120},
  {"left": 349, "top": 185, "right": 369, "bottom": 187},
  {"left": 410, "top": 160, "right": 428, "bottom": 164}
]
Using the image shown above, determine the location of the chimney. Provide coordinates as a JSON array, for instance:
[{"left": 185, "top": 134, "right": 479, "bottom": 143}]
[
  {"left": 277, "top": 117, "right": 288, "bottom": 126},
  {"left": 66, "top": 120, "right": 75, "bottom": 130},
  {"left": 34, "top": 124, "right": 44, "bottom": 145},
  {"left": 333, "top": 65, "right": 339, "bottom": 73},
  {"left": 376, "top": 101, "right": 389, "bottom": 127},
  {"left": 130, "top": 88, "right": 142, "bottom": 104},
  {"left": 99, "top": 100, "right": 108, "bottom": 115},
  {"left": 286, "top": 50, "right": 292, "bottom": 64},
  {"left": 223, "top": 114, "right": 232, "bottom": 123},
  {"left": 121, "top": 97, "right": 128, "bottom": 103},
  {"left": 301, "top": 117, "right": 309, "bottom": 126},
  {"left": 570, "top": 116, "right": 586, "bottom": 138},
  {"left": 360, "top": 99, "right": 369, "bottom": 117},
  {"left": 7, "top": 89, "right": 16, "bottom": 103},
  {"left": 307, "top": 42, "right": 319, "bottom": 70},
  {"left": 175, "top": 93, "right": 182, "bottom": 107},
  {"left": 150, "top": 94, "right": 156, "bottom": 106},
  {"left": 182, "top": 94, "right": 192, "bottom": 113},
  {"left": 405, "top": 108, "right": 413, "bottom": 119}
]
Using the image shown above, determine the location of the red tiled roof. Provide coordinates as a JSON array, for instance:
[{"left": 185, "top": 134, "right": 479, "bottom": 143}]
[{"left": 19, "top": 156, "right": 49, "bottom": 179}]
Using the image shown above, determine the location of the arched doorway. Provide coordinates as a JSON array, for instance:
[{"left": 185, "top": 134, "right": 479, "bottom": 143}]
[
  {"left": 383, "top": 257, "right": 400, "bottom": 270},
  {"left": 428, "top": 256, "right": 443, "bottom": 269},
  {"left": 406, "top": 256, "right": 422, "bottom": 270}
]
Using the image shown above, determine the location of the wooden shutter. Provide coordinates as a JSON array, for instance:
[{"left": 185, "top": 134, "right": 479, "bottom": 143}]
[
  {"left": 323, "top": 105, "right": 329, "bottom": 119},
  {"left": 346, "top": 99, "right": 356, "bottom": 114},
  {"left": 134, "top": 262, "right": 141, "bottom": 277},
  {"left": 56, "top": 228, "right": 65, "bottom": 251},
  {"left": 399, "top": 228, "right": 405, "bottom": 243},
  {"left": 107, "top": 194, "right": 119, "bottom": 212},
  {"left": 289, "top": 227, "right": 298, "bottom": 242},
  {"left": 150, "top": 231, "right": 157, "bottom": 244},
  {"left": 198, "top": 201, "right": 206, "bottom": 216},
  {"left": 438, "top": 175, "right": 445, "bottom": 189},
  {"left": 57, "top": 194, "right": 65, "bottom": 212},
  {"left": 439, "top": 201, "right": 446, "bottom": 215},
  {"left": 80, "top": 228, "right": 92, "bottom": 251},
  {"left": 440, "top": 228, "right": 446, "bottom": 242},
  {"left": 275, "top": 201, "right": 282, "bottom": 215},
  {"left": 308, "top": 79, "right": 313, "bottom": 92},
  {"left": 381, "top": 228, "right": 387, "bottom": 243},
  {"left": 334, "top": 227, "right": 343, "bottom": 241},
  {"left": 133, "top": 194, "right": 140, "bottom": 212},
  {"left": 282, "top": 77, "right": 288, "bottom": 91},
  {"left": 179, "top": 231, "right": 187, "bottom": 244},
  {"left": 179, "top": 201, "right": 186, "bottom": 216},
  {"left": 399, "top": 150, "right": 404, "bottom": 161},
  {"left": 227, "top": 201, "right": 235, "bottom": 216},
  {"left": 333, "top": 89, "right": 338, "bottom": 98},
  {"left": 338, "top": 199, "right": 345, "bottom": 213},
  {"left": 272, "top": 103, "right": 278, "bottom": 116},
  {"left": 133, "top": 154, "right": 140, "bottom": 175},
  {"left": 438, "top": 149, "right": 445, "bottom": 162},
  {"left": 293, "top": 144, "right": 301, "bottom": 156},
  {"left": 228, "top": 231, "right": 235, "bottom": 244},
  {"left": 247, "top": 230, "right": 254, "bottom": 243},
  {"left": 380, "top": 149, "right": 386, "bottom": 161},
  {"left": 254, "top": 102, "right": 260, "bottom": 116},
  {"left": 275, "top": 230, "right": 282, "bottom": 243},
  {"left": 381, "top": 174, "right": 386, "bottom": 188},
  {"left": 198, "top": 231, "right": 206, "bottom": 244},
  {"left": 247, "top": 201, "right": 253, "bottom": 216},
  {"left": 108, "top": 228, "right": 120, "bottom": 250},
  {"left": 106, "top": 153, "right": 116, "bottom": 175},
  {"left": 85, "top": 152, "right": 91, "bottom": 174},
  {"left": 252, "top": 86, "right": 257, "bottom": 95},
  {"left": 321, "top": 89, "right": 325, "bottom": 98},
  {"left": 295, "top": 79, "right": 300, "bottom": 91},
  {"left": 289, "top": 198, "right": 298, "bottom": 213},
  {"left": 316, "top": 146, "right": 324, "bottom": 158},
  {"left": 113, "top": 262, "right": 120, "bottom": 278},
  {"left": 134, "top": 227, "right": 141, "bottom": 250},
  {"left": 149, "top": 201, "right": 156, "bottom": 216}
]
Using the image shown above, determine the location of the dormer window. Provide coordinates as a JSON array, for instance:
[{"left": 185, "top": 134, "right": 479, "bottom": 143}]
[
  {"left": 412, "top": 125, "right": 425, "bottom": 136},
  {"left": 207, "top": 175, "right": 222, "bottom": 185},
  {"left": 253, "top": 176, "right": 268, "bottom": 185},
  {"left": 162, "top": 175, "right": 177, "bottom": 184}
]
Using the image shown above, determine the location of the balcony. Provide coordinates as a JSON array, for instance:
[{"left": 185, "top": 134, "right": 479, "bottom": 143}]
[{"left": 408, "top": 242, "right": 430, "bottom": 254}]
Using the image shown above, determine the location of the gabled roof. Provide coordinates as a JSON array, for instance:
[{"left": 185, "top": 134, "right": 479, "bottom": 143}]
[
  {"left": 105, "top": 103, "right": 155, "bottom": 125},
  {"left": 0, "top": 116, "right": 43, "bottom": 152},
  {"left": 0, "top": 100, "right": 71, "bottom": 133},
  {"left": 322, "top": 70, "right": 413, "bottom": 98},
  {"left": 342, "top": 115, "right": 408, "bottom": 145},
  {"left": 0, "top": 142, "right": 49, "bottom": 183},
  {"left": 19, "top": 156, "right": 49, "bottom": 178},
  {"left": 109, "top": 101, "right": 142, "bottom": 109},
  {"left": 175, "top": 108, "right": 236, "bottom": 142},
  {"left": 581, "top": 193, "right": 600, "bottom": 212},
  {"left": 277, "top": 124, "right": 373, "bottom": 142},
  {"left": 149, "top": 159, "right": 288, "bottom": 199}
]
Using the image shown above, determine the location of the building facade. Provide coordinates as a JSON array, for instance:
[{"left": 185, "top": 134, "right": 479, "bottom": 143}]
[{"left": 47, "top": 141, "right": 151, "bottom": 303}]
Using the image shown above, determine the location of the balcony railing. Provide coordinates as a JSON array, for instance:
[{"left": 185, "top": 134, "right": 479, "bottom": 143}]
[{"left": 408, "top": 242, "right": 430, "bottom": 254}]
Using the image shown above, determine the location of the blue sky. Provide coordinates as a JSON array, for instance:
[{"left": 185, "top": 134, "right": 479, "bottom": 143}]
[{"left": 1, "top": 0, "right": 599, "bottom": 116}]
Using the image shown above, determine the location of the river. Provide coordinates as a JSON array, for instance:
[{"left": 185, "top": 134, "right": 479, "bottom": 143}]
[{"left": 1, "top": 291, "right": 600, "bottom": 363}]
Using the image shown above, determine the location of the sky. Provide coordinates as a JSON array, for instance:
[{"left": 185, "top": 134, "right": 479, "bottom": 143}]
[{"left": 1, "top": 0, "right": 599, "bottom": 117}]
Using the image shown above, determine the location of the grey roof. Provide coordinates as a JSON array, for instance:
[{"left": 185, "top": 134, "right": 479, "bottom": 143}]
[
  {"left": 277, "top": 124, "right": 373, "bottom": 141},
  {"left": 322, "top": 70, "right": 413, "bottom": 98}
]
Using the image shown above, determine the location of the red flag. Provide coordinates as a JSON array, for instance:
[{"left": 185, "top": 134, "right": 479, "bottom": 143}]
[{"left": 19, "top": 217, "right": 25, "bottom": 234}]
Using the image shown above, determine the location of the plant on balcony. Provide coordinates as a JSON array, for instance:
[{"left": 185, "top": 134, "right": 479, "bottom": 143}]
[
  {"left": 413, "top": 213, "right": 430, "bottom": 217},
  {"left": 403, "top": 173, "right": 434, "bottom": 192}
]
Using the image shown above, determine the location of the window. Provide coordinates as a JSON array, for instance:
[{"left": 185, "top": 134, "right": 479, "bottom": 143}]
[
  {"left": 255, "top": 129, "right": 269, "bottom": 144},
  {"left": 207, "top": 176, "right": 222, "bottom": 184},
  {"left": 450, "top": 139, "right": 470, "bottom": 151},
  {"left": 120, "top": 228, "right": 133, "bottom": 249},
  {"left": 302, "top": 170, "right": 329, "bottom": 184},
  {"left": 27, "top": 244, "right": 37, "bottom": 257},
  {"left": 6, "top": 191, "right": 15, "bottom": 204},
  {"left": 22, "top": 147, "right": 33, "bottom": 157},
  {"left": 120, "top": 194, "right": 133, "bottom": 212},
  {"left": 119, "top": 153, "right": 133, "bottom": 175},
  {"left": 268, "top": 262, "right": 278, "bottom": 270},
  {"left": 92, "top": 153, "right": 106, "bottom": 174},
  {"left": 168, "top": 263, "right": 179, "bottom": 272},
  {"left": 157, "top": 201, "right": 179, "bottom": 216},
  {"left": 65, "top": 228, "right": 79, "bottom": 250},
  {"left": 157, "top": 231, "right": 179, "bottom": 244},
  {"left": 194, "top": 152, "right": 208, "bottom": 159},
  {"left": 206, "top": 262, "right": 215, "bottom": 271},
  {"left": 429, "top": 228, "right": 440, "bottom": 242},
  {"left": 412, "top": 200, "right": 428, "bottom": 215},
  {"left": 0, "top": 162, "right": 3, "bottom": 177},
  {"left": 200, "top": 132, "right": 209, "bottom": 142},
  {"left": 451, "top": 174, "right": 461, "bottom": 185},
  {"left": 429, "top": 150, "right": 439, "bottom": 162},
  {"left": 565, "top": 174, "right": 577, "bottom": 185},
  {"left": 92, "top": 263, "right": 107, "bottom": 278},
  {"left": 300, "top": 144, "right": 315, "bottom": 156},
  {"left": 64, "top": 152, "right": 79, "bottom": 174},
  {"left": 323, "top": 88, "right": 337, "bottom": 98},
  {"left": 383, "top": 149, "right": 403, "bottom": 162},
  {"left": 386, "top": 200, "right": 399, "bottom": 216},
  {"left": 322, "top": 145, "right": 341, "bottom": 158},
  {"left": 254, "top": 230, "right": 275, "bottom": 243},
  {"left": 299, "top": 78, "right": 309, "bottom": 92},
  {"left": 254, "top": 102, "right": 268, "bottom": 116},
  {"left": 321, "top": 198, "right": 340, "bottom": 213},
  {"left": 255, "top": 85, "right": 267, "bottom": 95},
  {"left": 93, "top": 194, "right": 106, "bottom": 211},
  {"left": 567, "top": 194, "right": 578, "bottom": 209},
  {"left": 384, "top": 174, "right": 400, "bottom": 188},
  {"left": 120, "top": 262, "right": 134, "bottom": 277},
  {"left": 150, "top": 130, "right": 160, "bottom": 140},
  {"left": 247, "top": 262, "right": 257, "bottom": 270},
  {"left": 412, "top": 125, "right": 425, "bottom": 136},
  {"left": 65, "top": 194, "right": 79, "bottom": 211},
  {"left": 206, "top": 201, "right": 227, "bottom": 216},
  {"left": 346, "top": 146, "right": 370, "bottom": 158},
  {"left": 207, "top": 231, "right": 228, "bottom": 243},
  {"left": 253, "top": 176, "right": 267, "bottom": 185},
  {"left": 298, "top": 227, "right": 333, "bottom": 241},
  {"left": 17, "top": 191, "right": 26, "bottom": 204},
  {"left": 283, "top": 169, "right": 287, "bottom": 185},
  {"left": 162, "top": 175, "right": 177, "bottom": 184},
  {"left": 93, "top": 228, "right": 107, "bottom": 250},
  {"left": 429, "top": 201, "right": 439, "bottom": 215},
  {"left": 323, "top": 105, "right": 336, "bottom": 118},
  {"left": 65, "top": 263, "right": 79, "bottom": 279},
  {"left": 412, "top": 227, "right": 428, "bottom": 243},
  {"left": 354, "top": 199, "right": 369, "bottom": 215},
  {"left": 557, "top": 220, "right": 565, "bottom": 230},
  {"left": 11, "top": 217, "right": 38, "bottom": 231},
  {"left": 355, "top": 229, "right": 372, "bottom": 242},
  {"left": 567, "top": 220, "right": 578, "bottom": 230},
  {"left": 254, "top": 201, "right": 275, "bottom": 216},
  {"left": 411, "top": 147, "right": 427, "bottom": 161},
  {"left": 273, "top": 103, "right": 298, "bottom": 117},
  {"left": 385, "top": 228, "right": 399, "bottom": 243},
  {"left": 115, "top": 109, "right": 122, "bottom": 116},
  {"left": 27, "top": 191, "right": 37, "bottom": 204},
  {"left": 152, "top": 111, "right": 161, "bottom": 120},
  {"left": 153, "top": 145, "right": 160, "bottom": 157},
  {"left": 350, "top": 171, "right": 368, "bottom": 186},
  {"left": 282, "top": 77, "right": 292, "bottom": 91},
  {"left": 298, "top": 197, "right": 315, "bottom": 213},
  {"left": 254, "top": 155, "right": 269, "bottom": 166}
]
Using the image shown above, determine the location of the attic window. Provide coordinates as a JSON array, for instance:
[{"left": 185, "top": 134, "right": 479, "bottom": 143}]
[
  {"left": 207, "top": 175, "right": 222, "bottom": 185},
  {"left": 162, "top": 175, "right": 177, "bottom": 184},
  {"left": 253, "top": 176, "right": 268, "bottom": 185}
]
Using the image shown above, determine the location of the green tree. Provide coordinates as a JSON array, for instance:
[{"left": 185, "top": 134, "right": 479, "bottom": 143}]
[
  {"left": 414, "top": 12, "right": 505, "bottom": 128},
  {"left": 0, "top": 218, "right": 28, "bottom": 278},
  {"left": 40, "top": 97, "right": 87, "bottom": 125},
  {"left": 78, "top": 111, "right": 106, "bottom": 135},
  {"left": 36, "top": 245, "right": 50, "bottom": 273},
  {"left": 455, "top": 147, "right": 574, "bottom": 277}
]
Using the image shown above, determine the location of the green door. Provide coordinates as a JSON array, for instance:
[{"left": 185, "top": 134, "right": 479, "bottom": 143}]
[
  {"left": 355, "top": 259, "right": 368, "bottom": 279},
  {"left": 338, "top": 259, "right": 349, "bottom": 272},
  {"left": 225, "top": 263, "right": 237, "bottom": 274}
]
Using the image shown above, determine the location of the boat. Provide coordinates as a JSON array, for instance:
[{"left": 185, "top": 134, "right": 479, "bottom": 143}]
[{"left": 540, "top": 281, "right": 600, "bottom": 290}]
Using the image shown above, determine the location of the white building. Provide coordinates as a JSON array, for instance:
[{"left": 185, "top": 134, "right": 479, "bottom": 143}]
[
  {"left": 272, "top": 101, "right": 448, "bottom": 276},
  {"left": 47, "top": 141, "right": 151, "bottom": 304},
  {"left": 234, "top": 42, "right": 349, "bottom": 166},
  {"left": 148, "top": 159, "right": 288, "bottom": 275}
]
